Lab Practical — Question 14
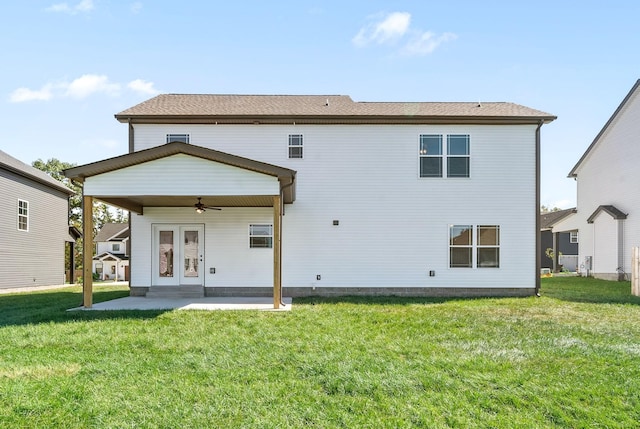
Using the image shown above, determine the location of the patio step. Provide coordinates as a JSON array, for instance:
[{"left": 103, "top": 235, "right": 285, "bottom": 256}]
[{"left": 145, "top": 286, "right": 205, "bottom": 298}]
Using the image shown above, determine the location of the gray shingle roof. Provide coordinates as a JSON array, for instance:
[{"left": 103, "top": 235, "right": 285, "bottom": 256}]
[
  {"left": 116, "top": 94, "right": 556, "bottom": 124},
  {"left": 540, "top": 208, "right": 577, "bottom": 230},
  {"left": 0, "top": 150, "right": 74, "bottom": 195},
  {"left": 94, "top": 223, "right": 129, "bottom": 242}
]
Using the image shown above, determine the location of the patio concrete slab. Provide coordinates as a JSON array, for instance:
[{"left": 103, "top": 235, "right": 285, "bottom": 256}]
[{"left": 69, "top": 296, "right": 293, "bottom": 311}]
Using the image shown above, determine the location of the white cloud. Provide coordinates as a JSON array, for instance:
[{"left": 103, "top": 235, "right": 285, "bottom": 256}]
[
  {"left": 127, "top": 79, "right": 158, "bottom": 95},
  {"left": 9, "top": 85, "right": 54, "bottom": 102},
  {"left": 402, "top": 31, "right": 457, "bottom": 56},
  {"left": 352, "top": 12, "right": 411, "bottom": 47},
  {"left": 64, "top": 74, "right": 121, "bottom": 99},
  {"left": 352, "top": 11, "right": 456, "bottom": 56},
  {"left": 46, "top": 0, "right": 94, "bottom": 15},
  {"left": 8, "top": 74, "right": 158, "bottom": 103},
  {"left": 130, "top": 2, "right": 143, "bottom": 14}
]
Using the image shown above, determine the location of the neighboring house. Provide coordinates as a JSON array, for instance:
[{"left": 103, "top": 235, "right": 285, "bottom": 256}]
[
  {"left": 92, "top": 223, "right": 129, "bottom": 281},
  {"left": 65, "top": 94, "right": 555, "bottom": 308},
  {"left": 557, "top": 79, "right": 640, "bottom": 280},
  {"left": 0, "top": 150, "right": 74, "bottom": 289},
  {"left": 540, "top": 208, "right": 578, "bottom": 272}
]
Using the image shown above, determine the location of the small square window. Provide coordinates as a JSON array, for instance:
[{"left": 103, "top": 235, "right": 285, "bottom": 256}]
[
  {"left": 166, "top": 134, "right": 190, "bottom": 144},
  {"left": 570, "top": 231, "right": 579, "bottom": 244},
  {"left": 250, "top": 224, "right": 273, "bottom": 248},
  {"left": 112, "top": 243, "right": 121, "bottom": 252},
  {"left": 288, "top": 134, "right": 303, "bottom": 159}
]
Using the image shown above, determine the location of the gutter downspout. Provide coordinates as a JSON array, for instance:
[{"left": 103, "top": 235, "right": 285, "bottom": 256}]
[{"left": 535, "top": 120, "right": 543, "bottom": 297}]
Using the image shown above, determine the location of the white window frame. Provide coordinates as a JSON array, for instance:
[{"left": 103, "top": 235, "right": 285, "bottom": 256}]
[
  {"left": 449, "top": 225, "right": 473, "bottom": 268},
  {"left": 288, "top": 134, "right": 303, "bottom": 159},
  {"left": 249, "top": 224, "right": 273, "bottom": 248},
  {"left": 419, "top": 134, "right": 470, "bottom": 178},
  {"left": 446, "top": 134, "right": 470, "bottom": 178},
  {"left": 477, "top": 225, "right": 500, "bottom": 268},
  {"left": 449, "top": 224, "right": 500, "bottom": 268},
  {"left": 419, "top": 134, "right": 443, "bottom": 177},
  {"left": 112, "top": 243, "right": 121, "bottom": 252},
  {"left": 18, "top": 199, "right": 29, "bottom": 231},
  {"left": 570, "top": 231, "right": 579, "bottom": 244},
  {"left": 166, "top": 134, "right": 190, "bottom": 144}
]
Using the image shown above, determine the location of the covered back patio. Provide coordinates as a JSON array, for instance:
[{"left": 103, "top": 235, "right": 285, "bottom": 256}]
[{"left": 64, "top": 142, "right": 296, "bottom": 309}]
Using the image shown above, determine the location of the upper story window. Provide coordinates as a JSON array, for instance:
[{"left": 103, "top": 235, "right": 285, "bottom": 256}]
[
  {"left": 249, "top": 224, "right": 273, "bottom": 248},
  {"left": 288, "top": 134, "right": 303, "bottom": 159},
  {"left": 570, "top": 231, "right": 579, "bottom": 244},
  {"left": 447, "top": 135, "right": 470, "bottom": 178},
  {"left": 419, "top": 134, "right": 470, "bottom": 178},
  {"left": 112, "top": 243, "right": 121, "bottom": 252},
  {"left": 18, "top": 199, "right": 29, "bottom": 231},
  {"left": 419, "top": 135, "right": 442, "bottom": 177},
  {"left": 166, "top": 134, "right": 190, "bottom": 144}
]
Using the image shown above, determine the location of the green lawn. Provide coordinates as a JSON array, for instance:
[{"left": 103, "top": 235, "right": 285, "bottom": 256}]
[{"left": 1, "top": 278, "right": 639, "bottom": 428}]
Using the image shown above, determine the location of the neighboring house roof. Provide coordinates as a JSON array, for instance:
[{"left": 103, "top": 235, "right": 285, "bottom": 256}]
[
  {"left": 93, "top": 251, "right": 129, "bottom": 262},
  {"left": 587, "top": 205, "right": 628, "bottom": 223},
  {"left": 569, "top": 79, "right": 640, "bottom": 177},
  {"left": 95, "top": 223, "right": 129, "bottom": 242},
  {"left": 115, "top": 94, "right": 557, "bottom": 125},
  {"left": 0, "top": 150, "right": 74, "bottom": 195},
  {"left": 540, "top": 208, "right": 577, "bottom": 230}
]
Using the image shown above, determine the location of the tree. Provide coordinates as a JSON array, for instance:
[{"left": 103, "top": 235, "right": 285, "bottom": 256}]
[
  {"left": 541, "top": 205, "right": 562, "bottom": 213},
  {"left": 32, "top": 158, "right": 129, "bottom": 271}
]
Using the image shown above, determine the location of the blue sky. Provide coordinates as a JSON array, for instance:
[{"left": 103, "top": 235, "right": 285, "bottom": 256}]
[{"left": 3, "top": 1, "right": 640, "bottom": 209}]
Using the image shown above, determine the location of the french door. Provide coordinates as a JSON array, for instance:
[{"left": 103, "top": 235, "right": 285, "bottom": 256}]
[{"left": 152, "top": 224, "right": 204, "bottom": 286}]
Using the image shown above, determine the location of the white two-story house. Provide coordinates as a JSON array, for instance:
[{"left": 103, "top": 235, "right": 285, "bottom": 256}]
[
  {"left": 65, "top": 94, "right": 555, "bottom": 308},
  {"left": 92, "top": 222, "right": 129, "bottom": 281},
  {"left": 552, "top": 79, "right": 640, "bottom": 280}
]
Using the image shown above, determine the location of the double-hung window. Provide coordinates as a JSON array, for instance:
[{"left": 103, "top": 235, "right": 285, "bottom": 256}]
[
  {"left": 449, "top": 224, "right": 500, "bottom": 268},
  {"left": 288, "top": 134, "right": 303, "bottom": 159},
  {"left": 447, "top": 135, "right": 470, "bottom": 177},
  {"left": 18, "top": 200, "right": 29, "bottom": 231},
  {"left": 449, "top": 225, "right": 473, "bottom": 268},
  {"left": 477, "top": 225, "right": 500, "bottom": 268},
  {"left": 249, "top": 224, "right": 273, "bottom": 248},
  {"left": 166, "top": 134, "right": 190, "bottom": 144},
  {"left": 570, "top": 231, "right": 579, "bottom": 244},
  {"left": 419, "top": 135, "right": 442, "bottom": 177},
  {"left": 419, "top": 134, "right": 470, "bottom": 178}
]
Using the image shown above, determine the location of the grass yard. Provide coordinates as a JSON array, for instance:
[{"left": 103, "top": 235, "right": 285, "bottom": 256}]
[{"left": 1, "top": 278, "right": 639, "bottom": 428}]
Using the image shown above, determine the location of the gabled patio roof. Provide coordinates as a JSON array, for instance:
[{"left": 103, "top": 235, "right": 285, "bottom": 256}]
[{"left": 64, "top": 142, "right": 297, "bottom": 214}]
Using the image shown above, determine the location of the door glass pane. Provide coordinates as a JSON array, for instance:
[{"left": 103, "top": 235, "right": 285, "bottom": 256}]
[
  {"left": 159, "top": 231, "right": 174, "bottom": 277},
  {"left": 183, "top": 230, "right": 199, "bottom": 277}
]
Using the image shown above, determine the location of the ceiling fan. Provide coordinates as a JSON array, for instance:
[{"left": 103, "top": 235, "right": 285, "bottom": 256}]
[{"left": 194, "top": 197, "right": 222, "bottom": 213}]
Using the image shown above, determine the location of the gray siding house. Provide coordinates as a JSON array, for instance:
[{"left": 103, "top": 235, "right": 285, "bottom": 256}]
[{"left": 0, "top": 150, "right": 74, "bottom": 289}]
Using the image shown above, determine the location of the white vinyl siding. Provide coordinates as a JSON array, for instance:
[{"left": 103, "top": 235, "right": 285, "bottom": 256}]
[
  {"left": 84, "top": 154, "right": 280, "bottom": 197},
  {"left": 126, "top": 123, "right": 536, "bottom": 290},
  {"left": 570, "top": 85, "right": 640, "bottom": 278}
]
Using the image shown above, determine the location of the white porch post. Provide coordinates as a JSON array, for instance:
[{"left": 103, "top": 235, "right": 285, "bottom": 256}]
[
  {"left": 273, "top": 195, "right": 282, "bottom": 309},
  {"left": 82, "top": 195, "right": 93, "bottom": 308}
]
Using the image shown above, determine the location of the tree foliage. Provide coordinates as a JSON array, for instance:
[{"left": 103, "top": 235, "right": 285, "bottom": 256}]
[
  {"left": 540, "top": 205, "right": 562, "bottom": 213},
  {"left": 32, "top": 158, "right": 129, "bottom": 272}
]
